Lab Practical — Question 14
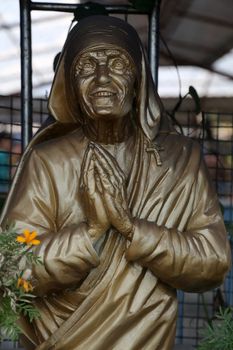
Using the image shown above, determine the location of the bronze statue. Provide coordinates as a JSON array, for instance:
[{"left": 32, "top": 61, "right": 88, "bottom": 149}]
[{"left": 0, "top": 16, "right": 230, "bottom": 350}]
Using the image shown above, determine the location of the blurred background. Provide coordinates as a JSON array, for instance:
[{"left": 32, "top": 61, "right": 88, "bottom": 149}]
[
  {"left": 1, "top": 0, "right": 233, "bottom": 98},
  {"left": 0, "top": 1, "right": 233, "bottom": 349}
]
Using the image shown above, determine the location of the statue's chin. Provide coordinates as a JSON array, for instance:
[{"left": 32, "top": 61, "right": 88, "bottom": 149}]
[
  {"left": 83, "top": 103, "right": 133, "bottom": 122},
  {"left": 83, "top": 106, "right": 128, "bottom": 122}
]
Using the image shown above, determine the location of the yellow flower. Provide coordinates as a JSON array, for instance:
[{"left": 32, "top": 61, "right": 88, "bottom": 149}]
[
  {"left": 16, "top": 229, "right": 40, "bottom": 246},
  {"left": 17, "top": 277, "right": 33, "bottom": 292}
]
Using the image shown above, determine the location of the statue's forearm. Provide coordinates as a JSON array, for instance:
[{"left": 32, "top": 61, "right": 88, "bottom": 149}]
[
  {"left": 32, "top": 222, "right": 100, "bottom": 296},
  {"left": 125, "top": 218, "right": 230, "bottom": 292}
]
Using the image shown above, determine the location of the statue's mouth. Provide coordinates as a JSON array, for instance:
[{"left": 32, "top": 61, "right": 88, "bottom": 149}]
[{"left": 91, "top": 90, "right": 116, "bottom": 97}]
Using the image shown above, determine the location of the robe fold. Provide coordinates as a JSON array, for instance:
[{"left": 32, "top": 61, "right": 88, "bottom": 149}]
[{"left": 1, "top": 127, "right": 230, "bottom": 350}]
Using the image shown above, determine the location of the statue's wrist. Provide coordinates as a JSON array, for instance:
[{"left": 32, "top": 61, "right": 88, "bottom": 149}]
[
  {"left": 87, "top": 224, "right": 106, "bottom": 243},
  {"left": 123, "top": 220, "right": 135, "bottom": 241}
]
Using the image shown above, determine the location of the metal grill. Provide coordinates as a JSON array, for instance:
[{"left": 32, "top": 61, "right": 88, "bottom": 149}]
[{"left": 174, "top": 109, "right": 233, "bottom": 347}]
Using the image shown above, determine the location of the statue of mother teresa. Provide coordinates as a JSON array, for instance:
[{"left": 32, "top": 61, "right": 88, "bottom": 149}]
[{"left": 1, "top": 15, "right": 230, "bottom": 350}]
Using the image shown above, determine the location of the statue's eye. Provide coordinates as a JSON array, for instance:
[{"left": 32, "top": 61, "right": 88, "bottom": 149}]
[
  {"left": 109, "top": 58, "right": 126, "bottom": 73},
  {"left": 77, "top": 59, "right": 96, "bottom": 76}
]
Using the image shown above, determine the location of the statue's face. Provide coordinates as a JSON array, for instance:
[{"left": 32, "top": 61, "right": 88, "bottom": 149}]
[{"left": 74, "top": 46, "right": 136, "bottom": 121}]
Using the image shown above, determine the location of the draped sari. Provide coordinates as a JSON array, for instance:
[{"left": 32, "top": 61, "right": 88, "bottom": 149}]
[{"left": 1, "top": 126, "right": 230, "bottom": 349}]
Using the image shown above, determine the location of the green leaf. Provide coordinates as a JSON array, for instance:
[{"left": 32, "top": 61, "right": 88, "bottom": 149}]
[
  {"left": 0, "top": 222, "right": 43, "bottom": 340},
  {"left": 0, "top": 295, "right": 20, "bottom": 341},
  {"left": 198, "top": 307, "right": 233, "bottom": 349}
]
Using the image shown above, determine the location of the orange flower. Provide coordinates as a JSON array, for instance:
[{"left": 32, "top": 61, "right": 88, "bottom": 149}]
[
  {"left": 16, "top": 229, "right": 40, "bottom": 246},
  {"left": 17, "top": 278, "right": 33, "bottom": 292}
]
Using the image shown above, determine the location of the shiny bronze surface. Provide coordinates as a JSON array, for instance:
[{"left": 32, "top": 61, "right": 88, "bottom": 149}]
[
  {"left": 74, "top": 47, "right": 136, "bottom": 121},
  {"left": 0, "top": 15, "right": 231, "bottom": 350}
]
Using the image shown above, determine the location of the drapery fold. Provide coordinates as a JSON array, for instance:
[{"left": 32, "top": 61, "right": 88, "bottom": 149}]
[{"left": 1, "top": 128, "right": 230, "bottom": 350}]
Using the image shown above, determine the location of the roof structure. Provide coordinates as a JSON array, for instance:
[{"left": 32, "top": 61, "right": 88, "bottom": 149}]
[
  {"left": 160, "top": 0, "right": 233, "bottom": 70},
  {"left": 0, "top": 0, "right": 233, "bottom": 97}
]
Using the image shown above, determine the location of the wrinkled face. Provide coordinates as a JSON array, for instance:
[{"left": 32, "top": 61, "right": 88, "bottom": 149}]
[{"left": 73, "top": 46, "right": 136, "bottom": 121}]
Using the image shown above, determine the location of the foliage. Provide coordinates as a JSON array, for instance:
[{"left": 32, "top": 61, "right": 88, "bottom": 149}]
[
  {"left": 198, "top": 308, "right": 233, "bottom": 350},
  {"left": 0, "top": 223, "right": 42, "bottom": 341},
  {"left": 220, "top": 203, "right": 233, "bottom": 238},
  {"left": 226, "top": 222, "right": 233, "bottom": 239}
]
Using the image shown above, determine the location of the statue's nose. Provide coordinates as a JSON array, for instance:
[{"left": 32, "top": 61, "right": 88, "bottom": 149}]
[{"left": 96, "top": 64, "right": 111, "bottom": 84}]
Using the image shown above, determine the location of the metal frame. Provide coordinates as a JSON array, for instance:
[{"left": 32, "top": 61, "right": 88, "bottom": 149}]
[
  {"left": 19, "top": 0, "right": 161, "bottom": 148},
  {"left": 149, "top": 0, "right": 161, "bottom": 88},
  {"left": 20, "top": 0, "right": 33, "bottom": 150}
]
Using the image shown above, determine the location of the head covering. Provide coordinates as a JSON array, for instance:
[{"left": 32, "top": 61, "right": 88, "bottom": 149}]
[
  {"left": 48, "top": 15, "right": 165, "bottom": 140},
  {"left": 64, "top": 16, "right": 142, "bottom": 77}
]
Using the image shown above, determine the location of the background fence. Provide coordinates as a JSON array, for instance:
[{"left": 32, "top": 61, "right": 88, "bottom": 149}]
[{"left": 0, "top": 95, "right": 232, "bottom": 349}]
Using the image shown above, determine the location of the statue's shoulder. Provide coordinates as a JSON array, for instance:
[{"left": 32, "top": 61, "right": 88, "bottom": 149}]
[
  {"left": 155, "top": 132, "right": 202, "bottom": 166},
  {"left": 159, "top": 132, "right": 201, "bottom": 152},
  {"left": 31, "top": 127, "right": 87, "bottom": 161}
]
